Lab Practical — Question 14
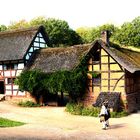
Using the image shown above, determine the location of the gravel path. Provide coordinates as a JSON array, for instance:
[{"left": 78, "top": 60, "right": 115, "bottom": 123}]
[{"left": 0, "top": 101, "right": 140, "bottom": 140}]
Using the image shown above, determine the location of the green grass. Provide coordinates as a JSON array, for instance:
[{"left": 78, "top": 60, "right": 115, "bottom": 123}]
[{"left": 0, "top": 117, "right": 25, "bottom": 127}]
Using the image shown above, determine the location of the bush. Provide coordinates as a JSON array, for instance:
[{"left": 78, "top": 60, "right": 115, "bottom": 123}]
[
  {"left": 66, "top": 102, "right": 100, "bottom": 117},
  {"left": 110, "top": 110, "right": 129, "bottom": 118},
  {"left": 66, "top": 102, "right": 129, "bottom": 118},
  {"left": 82, "top": 107, "right": 100, "bottom": 117},
  {"left": 65, "top": 102, "right": 83, "bottom": 115},
  {"left": 18, "top": 101, "right": 41, "bottom": 107}
]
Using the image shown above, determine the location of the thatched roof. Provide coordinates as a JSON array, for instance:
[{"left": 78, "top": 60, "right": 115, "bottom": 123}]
[
  {"left": 27, "top": 44, "right": 91, "bottom": 73},
  {"left": 93, "top": 92, "right": 121, "bottom": 111},
  {"left": 0, "top": 26, "right": 49, "bottom": 61},
  {"left": 98, "top": 41, "right": 140, "bottom": 73},
  {"left": 28, "top": 40, "right": 140, "bottom": 74}
]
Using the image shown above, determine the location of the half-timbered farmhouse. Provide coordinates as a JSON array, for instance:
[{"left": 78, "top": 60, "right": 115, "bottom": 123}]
[
  {"left": 28, "top": 31, "right": 140, "bottom": 112},
  {"left": 0, "top": 26, "right": 139, "bottom": 112},
  {"left": 0, "top": 26, "right": 49, "bottom": 97}
]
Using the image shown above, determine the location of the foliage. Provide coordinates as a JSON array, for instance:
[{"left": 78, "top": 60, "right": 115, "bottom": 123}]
[
  {"left": 7, "top": 17, "right": 82, "bottom": 47},
  {"left": 0, "top": 117, "right": 25, "bottom": 127},
  {"left": 30, "top": 16, "right": 46, "bottom": 26},
  {"left": 44, "top": 18, "right": 82, "bottom": 47},
  {"left": 8, "top": 19, "right": 29, "bottom": 30},
  {"left": 15, "top": 70, "right": 47, "bottom": 103},
  {"left": 18, "top": 100, "right": 41, "bottom": 107},
  {"left": 65, "top": 102, "right": 100, "bottom": 117},
  {"left": 0, "top": 25, "right": 7, "bottom": 31},
  {"left": 88, "top": 71, "right": 101, "bottom": 78},
  {"left": 76, "top": 24, "right": 118, "bottom": 43},
  {"left": 1, "top": 16, "right": 140, "bottom": 48},
  {"left": 66, "top": 102, "right": 129, "bottom": 118},
  {"left": 113, "top": 16, "right": 140, "bottom": 47},
  {"left": 110, "top": 110, "right": 129, "bottom": 118},
  {"left": 15, "top": 57, "right": 88, "bottom": 103},
  {"left": 76, "top": 27, "right": 93, "bottom": 43},
  {"left": 82, "top": 106, "right": 100, "bottom": 117}
]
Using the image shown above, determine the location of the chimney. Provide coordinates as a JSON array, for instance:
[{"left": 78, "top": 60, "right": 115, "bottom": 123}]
[{"left": 101, "top": 30, "right": 110, "bottom": 45}]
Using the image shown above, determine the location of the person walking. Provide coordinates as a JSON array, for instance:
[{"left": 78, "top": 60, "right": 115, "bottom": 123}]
[
  {"left": 104, "top": 101, "right": 110, "bottom": 127},
  {"left": 99, "top": 101, "right": 110, "bottom": 130}
]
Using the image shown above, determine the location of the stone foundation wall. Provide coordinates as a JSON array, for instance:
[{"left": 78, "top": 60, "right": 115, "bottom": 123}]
[{"left": 4, "top": 91, "right": 35, "bottom": 104}]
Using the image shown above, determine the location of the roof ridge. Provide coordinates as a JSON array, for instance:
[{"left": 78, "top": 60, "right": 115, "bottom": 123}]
[{"left": 0, "top": 25, "right": 43, "bottom": 36}]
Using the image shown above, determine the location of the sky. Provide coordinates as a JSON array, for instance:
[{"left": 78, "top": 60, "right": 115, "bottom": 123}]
[{"left": 0, "top": 0, "right": 140, "bottom": 29}]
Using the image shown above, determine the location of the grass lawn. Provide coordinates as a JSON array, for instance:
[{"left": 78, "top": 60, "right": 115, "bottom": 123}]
[{"left": 0, "top": 117, "right": 25, "bottom": 127}]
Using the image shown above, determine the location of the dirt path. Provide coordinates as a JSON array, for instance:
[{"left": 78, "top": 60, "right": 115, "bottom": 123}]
[{"left": 0, "top": 101, "right": 140, "bottom": 140}]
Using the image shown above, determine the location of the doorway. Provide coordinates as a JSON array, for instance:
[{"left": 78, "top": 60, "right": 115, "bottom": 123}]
[{"left": 0, "top": 81, "right": 4, "bottom": 94}]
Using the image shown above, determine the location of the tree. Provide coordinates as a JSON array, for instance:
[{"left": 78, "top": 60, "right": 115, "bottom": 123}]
[
  {"left": 15, "top": 70, "right": 47, "bottom": 103},
  {"left": 0, "top": 25, "right": 7, "bottom": 31},
  {"left": 76, "top": 27, "right": 94, "bottom": 43},
  {"left": 30, "top": 16, "right": 46, "bottom": 26},
  {"left": 8, "top": 17, "right": 82, "bottom": 47},
  {"left": 8, "top": 20, "right": 29, "bottom": 30},
  {"left": 113, "top": 16, "right": 140, "bottom": 47},
  {"left": 76, "top": 24, "right": 118, "bottom": 43},
  {"left": 45, "top": 18, "right": 82, "bottom": 47}
]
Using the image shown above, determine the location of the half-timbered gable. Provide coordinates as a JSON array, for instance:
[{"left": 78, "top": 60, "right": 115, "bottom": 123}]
[
  {"left": 87, "top": 41, "right": 125, "bottom": 103},
  {"left": 0, "top": 26, "right": 49, "bottom": 96},
  {"left": 87, "top": 39, "right": 140, "bottom": 112}
]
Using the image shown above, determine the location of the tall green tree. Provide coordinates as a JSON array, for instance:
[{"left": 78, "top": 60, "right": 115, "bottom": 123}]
[
  {"left": 113, "top": 16, "right": 140, "bottom": 47},
  {"left": 8, "top": 17, "right": 82, "bottom": 47},
  {"left": 76, "top": 24, "right": 118, "bottom": 43},
  {"left": 45, "top": 18, "right": 82, "bottom": 47},
  {"left": 76, "top": 27, "right": 93, "bottom": 43}
]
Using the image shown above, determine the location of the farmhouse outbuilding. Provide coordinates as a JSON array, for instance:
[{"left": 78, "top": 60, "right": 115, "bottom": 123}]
[{"left": 0, "top": 26, "right": 139, "bottom": 112}]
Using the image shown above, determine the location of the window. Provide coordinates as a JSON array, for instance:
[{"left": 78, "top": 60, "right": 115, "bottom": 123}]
[
  {"left": 4, "top": 64, "right": 18, "bottom": 70},
  {"left": 40, "top": 38, "right": 45, "bottom": 43},
  {"left": 7, "top": 78, "right": 16, "bottom": 84},
  {"left": 4, "top": 64, "right": 11, "bottom": 70},
  {"left": 94, "top": 50, "right": 100, "bottom": 61},
  {"left": 7, "top": 78, "right": 12, "bottom": 84},
  {"left": 92, "top": 73, "right": 101, "bottom": 86},
  {"left": 0, "top": 65, "right": 2, "bottom": 70},
  {"left": 25, "top": 54, "right": 30, "bottom": 60},
  {"left": 14, "top": 64, "right": 18, "bottom": 70}
]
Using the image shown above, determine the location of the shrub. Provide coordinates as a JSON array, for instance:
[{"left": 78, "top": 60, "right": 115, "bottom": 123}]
[
  {"left": 18, "top": 101, "right": 41, "bottom": 107},
  {"left": 66, "top": 102, "right": 129, "bottom": 118},
  {"left": 110, "top": 110, "right": 129, "bottom": 118},
  {"left": 65, "top": 102, "right": 83, "bottom": 115},
  {"left": 66, "top": 102, "right": 100, "bottom": 117},
  {"left": 82, "top": 107, "right": 100, "bottom": 117}
]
